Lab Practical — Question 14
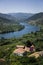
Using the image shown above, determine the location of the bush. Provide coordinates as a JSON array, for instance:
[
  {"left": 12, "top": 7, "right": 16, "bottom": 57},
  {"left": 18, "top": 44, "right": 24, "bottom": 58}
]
[{"left": 28, "top": 57, "right": 37, "bottom": 63}]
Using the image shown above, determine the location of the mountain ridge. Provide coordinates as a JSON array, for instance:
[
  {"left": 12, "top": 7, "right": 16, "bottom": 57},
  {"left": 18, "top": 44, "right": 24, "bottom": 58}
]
[
  {"left": 26, "top": 12, "right": 43, "bottom": 25},
  {"left": 8, "top": 13, "right": 33, "bottom": 21}
]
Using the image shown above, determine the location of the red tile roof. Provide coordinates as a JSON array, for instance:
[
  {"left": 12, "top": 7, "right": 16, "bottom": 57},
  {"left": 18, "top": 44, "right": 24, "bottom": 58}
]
[{"left": 13, "top": 48, "right": 25, "bottom": 54}]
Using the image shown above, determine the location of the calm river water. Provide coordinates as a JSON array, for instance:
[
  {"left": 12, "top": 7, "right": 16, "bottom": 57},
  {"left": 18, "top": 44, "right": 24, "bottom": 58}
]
[{"left": 0, "top": 22, "right": 40, "bottom": 39}]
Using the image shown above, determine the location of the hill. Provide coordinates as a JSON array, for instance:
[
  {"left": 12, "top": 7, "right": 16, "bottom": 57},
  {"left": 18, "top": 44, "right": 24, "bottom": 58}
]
[
  {"left": 26, "top": 12, "right": 43, "bottom": 25},
  {"left": 0, "top": 13, "right": 33, "bottom": 22},
  {"left": 0, "top": 13, "right": 18, "bottom": 23},
  {"left": 0, "top": 16, "right": 24, "bottom": 33},
  {"left": 9, "top": 13, "right": 33, "bottom": 21},
  {"left": 0, "top": 16, "right": 18, "bottom": 24}
]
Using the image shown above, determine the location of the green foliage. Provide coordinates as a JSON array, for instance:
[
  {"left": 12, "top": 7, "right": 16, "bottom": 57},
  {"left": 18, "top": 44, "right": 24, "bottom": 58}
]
[
  {"left": 27, "top": 12, "right": 43, "bottom": 25},
  {"left": 0, "top": 17, "right": 24, "bottom": 33}
]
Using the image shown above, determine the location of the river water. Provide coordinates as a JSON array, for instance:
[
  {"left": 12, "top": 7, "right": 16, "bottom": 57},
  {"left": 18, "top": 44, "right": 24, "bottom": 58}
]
[{"left": 0, "top": 22, "right": 40, "bottom": 39}]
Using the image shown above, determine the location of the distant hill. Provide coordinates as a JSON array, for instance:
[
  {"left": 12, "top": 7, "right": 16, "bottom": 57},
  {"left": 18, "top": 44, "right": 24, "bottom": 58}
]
[
  {"left": 0, "top": 13, "right": 20, "bottom": 23},
  {"left": 0, "top": 13, "right": 13, "bottom": 19},
  {"left": 0, "top": 17, "right": 13, "bottom": 24},
  {"left": 0, "top": 15, "right": 19, "bottom": 24},
  {"left": 26, "top": 12, "right": 43, "bottom": 25},
  {"left": 0, "top": 16, "right": 25, "bottom": 33},
  {"left": 0, "top": 13, "right": 33, "bottom": 22},
  {"left": 0, "top": 13, "right": 18, "bottom": 22},
  {"left": 9, "top": 13, "right": 33, "bottom": 21},
  {"left": 0, "top": 16, "right": 9, "bottom": 23}
]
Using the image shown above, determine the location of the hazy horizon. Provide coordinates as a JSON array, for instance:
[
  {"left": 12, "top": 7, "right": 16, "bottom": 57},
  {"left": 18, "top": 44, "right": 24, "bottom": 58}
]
[
  {"left": 0, "top": 0, "right": 43, "bottom": 14},
  {"left": 0, "top": 12, "right": 43, "bottom": 15}
]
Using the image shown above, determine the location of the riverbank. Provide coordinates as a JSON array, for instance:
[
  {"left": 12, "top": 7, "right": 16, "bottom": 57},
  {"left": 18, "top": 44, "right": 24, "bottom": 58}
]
[{"left": 0, "top": 23, "right": 24, "bottom": 34}]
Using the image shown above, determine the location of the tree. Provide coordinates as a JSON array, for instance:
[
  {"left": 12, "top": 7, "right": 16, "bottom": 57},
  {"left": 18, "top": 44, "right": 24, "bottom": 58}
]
[{"left": 26, "top": 40, "right": 32, "bottom": 47}]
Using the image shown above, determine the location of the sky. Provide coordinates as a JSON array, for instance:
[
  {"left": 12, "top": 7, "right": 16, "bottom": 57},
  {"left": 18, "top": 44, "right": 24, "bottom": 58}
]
[{"left": 0, "top": 0, "right": 43, "bottom": 13}]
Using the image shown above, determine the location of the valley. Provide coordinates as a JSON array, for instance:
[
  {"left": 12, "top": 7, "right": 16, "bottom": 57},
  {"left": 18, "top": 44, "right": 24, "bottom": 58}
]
[{"left": 0, "top": 12, "right": 43, "bottom": 65}]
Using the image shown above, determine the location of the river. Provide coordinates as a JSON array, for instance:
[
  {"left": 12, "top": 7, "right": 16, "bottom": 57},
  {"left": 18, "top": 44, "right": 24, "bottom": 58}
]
[{"left": 0, "top": 22, "right": 40, "bottom": 39}]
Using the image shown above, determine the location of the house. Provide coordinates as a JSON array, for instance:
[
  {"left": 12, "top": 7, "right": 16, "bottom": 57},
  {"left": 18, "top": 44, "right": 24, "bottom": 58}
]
[
  {"left": 25, "top": 46, "right": 30, "bottom": 52},
  {"left": 30, "top": 45, "right": 35, "bottom": 52},
  {"left": 13, "top": 45, "right": 35, "bottom": 56},
  {"left": 16, "top": 45, "right": 25, "bottom": 49},
  {"left": 39, "top": 51, "right": 43, "bottom": 56},
  {"left": 13, "top": 48, "right": 26, "bottom": 56},
  {"left": 0, "top": 58, "right": 5, "bottom": 62},
  {"left": 29, "top": 51, "right": 43, "bottom": 58},
  {"left": 29, "top": 52, "right": 40, "bottom": 58}
]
